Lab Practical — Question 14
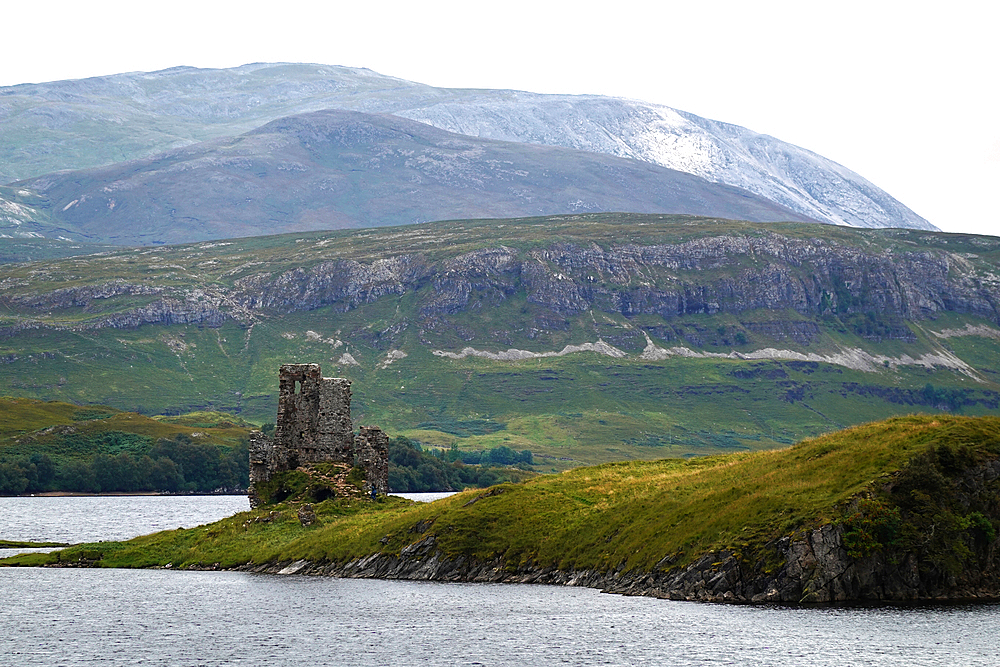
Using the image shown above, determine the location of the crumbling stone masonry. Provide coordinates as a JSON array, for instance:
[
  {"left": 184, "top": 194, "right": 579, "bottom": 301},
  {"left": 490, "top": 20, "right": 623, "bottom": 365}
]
[
  {"left": 248, "top": 363, "right": 390, "bottom": 508},
  {"left": 355, "top": 426, "right": 389, "bottom": 496}
]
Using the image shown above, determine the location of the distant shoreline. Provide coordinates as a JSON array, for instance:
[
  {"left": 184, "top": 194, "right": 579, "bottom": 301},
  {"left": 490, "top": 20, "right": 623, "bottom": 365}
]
[
  {"left": 19, "top": 491, "right": 246, "bottom": 498},
  {"left": 28, "top": 492, "right": 161, "bottom": 497},
  {"left": 0, "top": 539, "right": 70, "bottom": 548}
]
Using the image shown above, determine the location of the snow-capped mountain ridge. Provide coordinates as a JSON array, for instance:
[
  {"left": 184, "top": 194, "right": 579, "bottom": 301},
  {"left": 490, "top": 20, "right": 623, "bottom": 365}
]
[
  {"left": 395, "top": 95, "right": 933, "bottom": 230},
  {"left": 0, "top": 63, "right": 934, "bottom": 231}
]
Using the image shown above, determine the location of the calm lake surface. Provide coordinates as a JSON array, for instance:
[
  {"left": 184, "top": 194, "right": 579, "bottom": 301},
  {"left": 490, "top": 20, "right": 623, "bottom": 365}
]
[
  {"left": 0, "top": 495, "right": 250, "bottom": 546},
  {"left": 2, "top": 495, "right": 997, "bottom": 666}
]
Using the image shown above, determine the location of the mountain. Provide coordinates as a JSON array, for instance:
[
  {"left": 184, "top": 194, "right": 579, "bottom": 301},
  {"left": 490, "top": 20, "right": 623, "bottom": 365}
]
[
  {"left": 0, "top": 63, "right": 934, "bottom": 232},
  {"left": 0, "top": 214, "right": 996, "bottom": 465},
  {"left": 9, "top": 110, "right": 814, "bottom": 245}
]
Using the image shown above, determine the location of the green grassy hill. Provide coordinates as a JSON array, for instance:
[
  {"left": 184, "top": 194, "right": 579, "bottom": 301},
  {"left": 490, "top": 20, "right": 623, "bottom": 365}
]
[
  {"left": 0, "top": 398, "right": 250, "bottom": 460},
  {"left": 11, "top": 414, "right": 999, "bottom": 602},
  {"left": 0, "top": 397, "right": 251, "bottom": 494},
  {"left": 2, "top": 215, "right": 999, "bottom": 467},
  {"left": 0, "top": 397, "right": 530, "bottom": 495}
]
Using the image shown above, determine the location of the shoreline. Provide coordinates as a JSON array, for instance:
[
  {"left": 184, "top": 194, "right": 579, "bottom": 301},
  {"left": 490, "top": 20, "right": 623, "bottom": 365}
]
[
  {"left": 9, "top": 516, "right": 1000, "bottom": 604},
  {"left": 21, "top": 491, "right": 248, "bottom": 498},
  {"left": 229, "top": 525, "right": 1000, "bottom": 605},
  {"left": 0, "top": 540, "right": 71, "bottom": 548},
  {"left": 11, "top": 546, "right": 1000, "bottom": 606},
  {"left": 225, "top": 544, "right": 1000, "bottom": 606}
]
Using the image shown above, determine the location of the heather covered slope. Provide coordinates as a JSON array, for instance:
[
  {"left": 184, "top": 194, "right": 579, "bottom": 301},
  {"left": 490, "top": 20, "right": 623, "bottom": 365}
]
[
  {"left": 11, "top": 415, "right": 1000, "bottom": 603},
  {"left": 0, "top": 214, "right": 998, "bottom": 464}
]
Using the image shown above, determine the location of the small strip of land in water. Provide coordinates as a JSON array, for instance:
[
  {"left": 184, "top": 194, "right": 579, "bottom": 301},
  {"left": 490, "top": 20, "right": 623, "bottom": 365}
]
[{"left": 0, "top": 540, "right": 70, "bottom": 548}]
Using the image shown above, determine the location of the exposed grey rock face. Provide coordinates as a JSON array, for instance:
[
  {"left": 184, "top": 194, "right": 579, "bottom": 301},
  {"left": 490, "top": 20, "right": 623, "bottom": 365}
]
[
  {"left": 6, "top": 228, "right": 999, "bottom": 339},
  {"left": 9, "top": 280, "right": 162, "bottom": 309},
  {"left": 232, "top": 254, "right": 429, "bottom": 313},
  {"left": 217, "top": 234, "right": 1000, "bottom": 326}
]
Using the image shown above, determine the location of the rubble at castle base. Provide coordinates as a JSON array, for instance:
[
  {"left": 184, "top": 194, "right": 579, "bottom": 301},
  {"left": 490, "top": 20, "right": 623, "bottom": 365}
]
[{"left": 248, "top": 363, "right": 389, "bottom": 507}]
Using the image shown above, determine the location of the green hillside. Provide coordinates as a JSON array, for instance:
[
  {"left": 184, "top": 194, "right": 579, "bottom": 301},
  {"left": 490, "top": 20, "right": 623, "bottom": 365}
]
[
  {"left": 2, "top": 215, "right": 999, "bottom": 467},
  {"left": 0, "top": 397, "right": 532, "bottom": 495},
  {"left": 0, "top": 397, "right": 251, "bottom": 494}
]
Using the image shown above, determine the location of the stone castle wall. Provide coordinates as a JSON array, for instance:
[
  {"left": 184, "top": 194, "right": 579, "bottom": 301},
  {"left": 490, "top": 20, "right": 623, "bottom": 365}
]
[
  {"left": 272, "top": 364, "right": 354, "bottom": 466},
  {"left": 356, "top": 425, "right": 390, "bottom": 496},
  {"left": 248, "top": 363, "right": 389, "bottom": 507},
  {"left": 318, "top": 377, "right": 354, "bottom": 462}
]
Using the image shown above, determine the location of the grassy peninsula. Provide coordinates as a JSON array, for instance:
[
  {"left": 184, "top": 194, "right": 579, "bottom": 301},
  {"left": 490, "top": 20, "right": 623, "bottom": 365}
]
[{"left": 7, "top": 414, "right": 999, "bottom": 604}]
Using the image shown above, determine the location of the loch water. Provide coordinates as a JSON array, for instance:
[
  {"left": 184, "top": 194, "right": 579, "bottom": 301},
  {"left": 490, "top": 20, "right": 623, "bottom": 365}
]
[
  {"left": 1, "top": 496, "right": 997, "bottom": 666},
  {"left": 0, "top": 494, "right": 250, "bottom": 546}
]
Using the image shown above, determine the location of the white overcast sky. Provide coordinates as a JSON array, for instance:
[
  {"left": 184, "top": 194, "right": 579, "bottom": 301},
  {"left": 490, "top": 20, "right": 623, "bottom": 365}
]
[{"left": 2, "top": 0, "right": 997, "bottom": 236}]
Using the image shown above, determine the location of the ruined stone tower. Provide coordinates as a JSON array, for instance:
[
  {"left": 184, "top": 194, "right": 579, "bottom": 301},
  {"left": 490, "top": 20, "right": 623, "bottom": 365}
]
[
  {"left": 248, "top": 363, "right": 390, "bottom": 507},
  {"left": 273, "top": 363, "right": 354, "bottom": 467}
]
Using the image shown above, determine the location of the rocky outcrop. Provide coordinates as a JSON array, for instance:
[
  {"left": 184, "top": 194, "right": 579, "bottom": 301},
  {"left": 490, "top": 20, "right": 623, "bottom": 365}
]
[
  {"left": 154, "top": 236, "right": 973, "bottom": 328},
  {"left": 218, "top": 235, "right": 1000, "bottom": 325},
  {"left": 232, "top": 255, "right": 431, "bottom": 314},
  {"left": 5, "top": 225, "right": 1000, "bottom": 339},
  {"left": 88, "top": 298, "right": 229, "bottom": 329},
  {"left": 10, "top": 280, "right": 163, "bottom": 309},
  {"left": 235, "top": 517, "right": 999, "bottom": 604},
  {"left": 4, "top": 290, "right": 229, "bottom": 333}
]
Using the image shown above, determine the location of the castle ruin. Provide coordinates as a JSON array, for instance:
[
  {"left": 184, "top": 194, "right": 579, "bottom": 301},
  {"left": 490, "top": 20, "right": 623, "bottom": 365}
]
[{"left": 248, "top": 363, "right": 389, "bottom": 507}]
